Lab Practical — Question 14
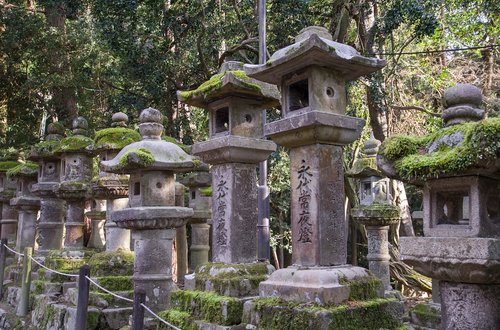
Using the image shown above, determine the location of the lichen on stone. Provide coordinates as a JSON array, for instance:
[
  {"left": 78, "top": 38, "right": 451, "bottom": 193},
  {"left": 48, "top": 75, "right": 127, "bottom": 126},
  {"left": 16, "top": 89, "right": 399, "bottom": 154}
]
[
  {"left": 6, "top": 161, "right": 38, "bottom": 178},
  {"left": 94, "top": 127, "right": 141, "bottom": 150},
  {"left": 379, "top": 118, "right": 500, "bottom": 181},
  {"left": 30, "top": 140, "right": 61, "bottom": 158}
]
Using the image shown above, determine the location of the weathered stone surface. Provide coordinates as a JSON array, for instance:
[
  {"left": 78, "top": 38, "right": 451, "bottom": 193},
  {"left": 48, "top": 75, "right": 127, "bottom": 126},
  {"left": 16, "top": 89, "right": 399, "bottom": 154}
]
[
  {"left": 440, "top": 281, "right": 500, "bottom": 330},
  {"left": 400, "top": 237, "right": 500, "bottom": 284},
  {"left": 259, "top": 266, "right": 382, "bottom": 305},
  {"left": 289, "top": 144, "right": 346, "bottom": 266},
  {"left": 103, "top": 307, "right": 133, "bottom": 329},
  {"left": 265, "top": 111, "right": 364, "bottom": 148},
  {"left": 192, "top": 135, "right": 276, "bottom": 165},
  {"left": 442, "top": 84, "right": 484, "bottom": 126},
  {"left": 410, "top": 303, "right": 441, "bottom": 329},
  {"left": 211, "top": 163, "right": 258, "bottom": 263},
  {"left": 423, "top": 176, "right": 499, "bottom": 238},
  {"left": 105, "top": 198, "right": 131, "bottom": 251},
  {"left": 36, "top": 198, "right": 65, "bottom": 253}
]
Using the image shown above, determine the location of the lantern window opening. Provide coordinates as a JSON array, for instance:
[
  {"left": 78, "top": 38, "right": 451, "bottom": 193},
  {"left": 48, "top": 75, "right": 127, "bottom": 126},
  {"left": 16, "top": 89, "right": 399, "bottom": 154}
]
[
  {"left": 134, "top": 182, "right": 141, "bottom": 196},
  {"left": 214, "top": 107, "right": 230, "bottom": 134},
  {"left": 288, "top": 78, "right": 309, "bottom": 112},
  {"left": 191, "top": 190, "right": 196, "bottom": 200},
  {"left": 435, "top": 189, "right": 470, "bottom": 226}
]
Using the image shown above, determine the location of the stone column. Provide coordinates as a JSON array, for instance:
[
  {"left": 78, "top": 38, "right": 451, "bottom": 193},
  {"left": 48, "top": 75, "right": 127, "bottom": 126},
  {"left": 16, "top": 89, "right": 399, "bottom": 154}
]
[
  {"left": 190, "top": 222, "right": 210, "bottom": 269},
  {"left": 175, "top": 182, "right": 188, "bottom": 285},
  {"left": 29, "top": 122, "right": 66, "bottom": 254},
  {"left": 0, "top": 195, "right": 18, "bottom": 243},
  {"left": 86, "top": 199, "right": 106, "bottom": 249}
]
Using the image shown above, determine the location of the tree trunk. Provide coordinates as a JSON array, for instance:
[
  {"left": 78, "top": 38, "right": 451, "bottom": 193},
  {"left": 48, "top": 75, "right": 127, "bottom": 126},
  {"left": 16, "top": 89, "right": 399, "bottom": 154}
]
[{"left": 45, "top": 2, "right": 78, "bottom": 127}]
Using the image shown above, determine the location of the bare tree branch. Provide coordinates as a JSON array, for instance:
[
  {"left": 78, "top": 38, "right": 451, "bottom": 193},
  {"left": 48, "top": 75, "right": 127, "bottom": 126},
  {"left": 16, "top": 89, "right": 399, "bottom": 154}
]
[{"left": 391, "top": 105, "right": 441, "bottom": 117}]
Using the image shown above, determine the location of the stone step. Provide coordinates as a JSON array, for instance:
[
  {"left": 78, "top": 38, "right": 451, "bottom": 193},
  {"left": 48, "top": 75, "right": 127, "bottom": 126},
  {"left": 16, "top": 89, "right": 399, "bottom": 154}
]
[
  {"left": 409, "top": 303, "right": 441, "bottom": 329},
  {"left": 65, "top": 287, "right": 133, "bottom": 309},
  {"left": 159, "top": 290, "right": 247, "bottom": 328},
  {"left": 32, "top": 279, "right": 63, "bottom": 295},
  {"left": 102, "top": 307, "right": 133, "bottom": 330}
]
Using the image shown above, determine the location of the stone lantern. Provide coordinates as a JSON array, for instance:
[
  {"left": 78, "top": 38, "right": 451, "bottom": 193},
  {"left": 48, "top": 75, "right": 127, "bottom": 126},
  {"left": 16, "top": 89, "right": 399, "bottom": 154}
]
[
  {"left": 55, "top": 117, "right": 94, "bottom": 250},
  {"left": 378, "top": 84, "right": 500, "bottom": 329},
  {"left": 93, "top": 112, "right": 141, "bottom": 251},
  {"left": 178, "top": 170, "right": 212, "bottom": 271},
  {"left": 101, "top": 107, "right": 196, "bottom": 310},
  {"left": 245, "top": 26, "right": 386, "bottom": 304},
  {"left": 0, "top": 150, "right": 20, "bottom": 243},
  {"left": 8, "top": 161, "right": 40, "bottom": 253},
  {"left": 347, "top": 136, "right": 399, "bottom": 292},
  {"left": 29, "top": 122, "right": 66, "bottom": 254},
  {"left": 178, "top": 61, "right": 279, "bottom": 265}
]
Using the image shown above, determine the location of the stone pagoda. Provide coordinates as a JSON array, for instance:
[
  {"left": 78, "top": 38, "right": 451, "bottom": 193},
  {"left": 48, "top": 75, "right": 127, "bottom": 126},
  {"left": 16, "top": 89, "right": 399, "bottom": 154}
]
[
  {"left": 245, "top": 26, "right": 387, "bottom": 304},
  {"left": 29, "top": 122, "right": 66, "bottom": 254},
  {"left": 8, "top": 161, "right": 40, "bottom": 253},
  {"left": 378, "top": 84, "right": 500, "bottom": 329},
  {"left": 0, "top": 149, "right": 20, "bottom": 244},
  {"left": 348, "top": 136, "right": 400, "bottom": 292},
  {"left": 55, "top": 117, "right": 94, "bottom": 250},
  {"left": 93, "top": 112, "right": 141, "bottom": 251},
  {"left": 101, "top": 107, "right": 196, "bottom": 311}
]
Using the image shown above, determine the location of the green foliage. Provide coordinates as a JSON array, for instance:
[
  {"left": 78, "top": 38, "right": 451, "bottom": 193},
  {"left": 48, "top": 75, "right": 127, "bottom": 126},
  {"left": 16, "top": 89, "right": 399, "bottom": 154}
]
[
  {"left": 94, "top": 127, "right": 141, "bottom": 150},
  {"left": 30, "top": 140, "right": 61, "bottom": 158},
  {"left": 157, "top": 309, "right": 196, "bottom": 330},
  {"left": 0, "top": 161, "right": 21, "bottom": 172}
]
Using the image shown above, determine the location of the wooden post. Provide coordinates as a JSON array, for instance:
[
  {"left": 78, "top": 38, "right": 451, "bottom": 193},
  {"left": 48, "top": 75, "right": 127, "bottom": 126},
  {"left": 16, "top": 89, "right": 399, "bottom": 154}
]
[
  {"left": 17, "top": 246, "right": 33, "bottom": 316},
  {"left": 132, "top": 289, "right": 146, "bottom": 330},
  {"left": 0, "top": 239, "right": 7, "bottom": 299},
  {"left": 75, "top": 265, "right": 90, "bottom": 330}
]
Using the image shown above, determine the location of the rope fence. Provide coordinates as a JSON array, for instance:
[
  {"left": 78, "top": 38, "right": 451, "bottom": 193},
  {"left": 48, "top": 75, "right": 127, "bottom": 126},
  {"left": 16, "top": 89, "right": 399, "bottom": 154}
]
[{"left": 0, "top": 242, "right": 182, "bottom": 330}]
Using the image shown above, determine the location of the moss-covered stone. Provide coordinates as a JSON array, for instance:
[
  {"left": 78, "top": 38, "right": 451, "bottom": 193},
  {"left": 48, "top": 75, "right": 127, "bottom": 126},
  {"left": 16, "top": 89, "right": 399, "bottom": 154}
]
[
  {"left": 115, "top": 147, "right": 155, "bottom": 170},
  {"left": 411, "top": 303, "right": 441, "bottom": 328},
  {"left": 351, "top": 203, "right": 400, "bottom": 220},
  {"left": 194, "top": 262, "right": 270, "bottom": 297},
  {"left": 96, "top": 275, "right": 133, "bottom": 291},
  {"left": 6, "top": 161, "right": 38, "bottom": 178},
  {"left": 88, "top": 250, "right": 134, "bottom": 276},
  {"left": 379, "top": 118, "right": 500, "bottom": 181},
  {"left": 0, "top": 161, "right": 20, "bottom": 172},
  {"left": 251, "top": 297, "right": 403, "bottom": 330},
  {"left": 157, "top": 309, "right": 197, "bottom": 330},
  {"left": 170, "top": 290, "right": 244, "bottom": 326},
  {"left": 94, "top": 127, "right": 141, "bottom": 150},
  {"left": 57, "top": 135, "right": 94, "bottom": 153},
  {"left": 338, "top": 276, "right": 381, "bottom": 301},
  {"left": 178, "top": 70, "right": 261, "bottom": 101},
  {"left": 30, "top": 140, "right": 60, "bottom": 158}
]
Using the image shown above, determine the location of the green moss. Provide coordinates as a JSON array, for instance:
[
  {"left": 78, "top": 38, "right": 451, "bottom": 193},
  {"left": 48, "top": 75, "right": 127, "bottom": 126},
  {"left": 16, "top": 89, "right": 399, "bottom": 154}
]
[
  {"left": 338, "top": 276, "right": 381, "bottom": 301},
  {"left": 412, "top": 303, "right": 440, "bottom": 324},
  {"left": 30, "top": 140, "right": 60, "bottom": 158},
  {"left": 199, "top": 186, "right": 212, "bottom": 197},
  {"left": 58, "top": 135, "right": 94, "bottom": 152},
  {"left": 0, "top": 161, "right": 20, "bottom": 172},
  {"left": 94, "top": 127, "right": 141, "bottom": 150},
  {"left": 96, "top": 275, "right": 133, "bottom": 291},
  {"left": 86, "top": 308, "right": 101, "bottom": 329},
  {"left": 32, "top": 280, "right": 48, "bottom": 295},
  {"left": 171, "top": 290, "right": 244, "bottom": 325},
  {"left": 157, "top": 309, "right": 196, "bottom": 330},
  {"left": 179, "top": 70, "right": 261, "bottom": 100},
  {"left": 88, "top": 250, "right": 134, "bottom": 276},
  {"left": 252, "top": 297, "right": 402, "bottom": 330},
  {"left": 380, "top": 118, "right": 500, "bottom": 181},
  {"left": 6, "top": 161, "right": 38, "bottom": 178},
  {"left": 352, "top": 203, "right": 400, "bottom": 219},
  {"left": 116, "top": 147, "right": 155, "bottom": 170},
  {"left": 0, "top": 148, "right": 18, "bottom": 161}
]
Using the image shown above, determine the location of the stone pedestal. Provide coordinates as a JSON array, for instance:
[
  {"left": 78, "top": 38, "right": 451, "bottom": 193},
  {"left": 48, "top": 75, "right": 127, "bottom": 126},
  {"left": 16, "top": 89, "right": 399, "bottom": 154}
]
[
  {"left": 12, "top": 199, "right": 40, "bottom": 253},
  {"left": 86, "top": 200, "right": 106, "bottom": 249},
  {"left": 0, "top": 196, "right": 18, "bottom": 243},
  {"left": 105, "top": 198, "right": 130, "bottom": 251},
  {"left": 132, "top": 229, "right": 177, "bottom": 310},
  {"left": 189, "top": 222, "right": 210, "bottom": 269},
  {"left": 366, "top": 225, "right": 390, "bottom": 289},
  {"left": 64, "top": 200, "right": 86, "bottom": 249},
  {"left": 36, "top": 197, "right": 65, "bottom": 252}
]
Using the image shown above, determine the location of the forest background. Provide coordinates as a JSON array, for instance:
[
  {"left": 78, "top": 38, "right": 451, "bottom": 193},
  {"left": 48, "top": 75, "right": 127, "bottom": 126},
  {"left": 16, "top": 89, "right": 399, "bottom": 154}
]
[{"left": 0, "top": 0, "right": 498, "bottom": 288}]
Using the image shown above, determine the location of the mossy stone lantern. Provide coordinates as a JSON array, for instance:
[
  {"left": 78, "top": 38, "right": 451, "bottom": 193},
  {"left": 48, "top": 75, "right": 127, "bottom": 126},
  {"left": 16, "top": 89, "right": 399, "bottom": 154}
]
[
  {"left": 55, "top": 117, "right": 94, "bottom": 250},
  {"left": 378, "top": 84, "right": 500, "bottom": 329},
  {"left": 8, "top": 161, "right": 40, "bottom": 253},
  {"left": 178, "top": 61, "right": 279, "bottom": 264},
  {"left": 29, "top": 122, "right": 66, "bottom": 254},
  {"left": 246, "top": 26, "right": 386, "bottom": 304},
  {"left": 0, "top": 150, "right": 20, "bottom": 243},
  {"left": 348, "top": 137, "right": 399, "bottom": 291},
  {"left": 101, "top": 107, "right": 196, "bottom": 311},
  {"left": 93, "top": 112, "right": 141, "bottom": 251}
]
